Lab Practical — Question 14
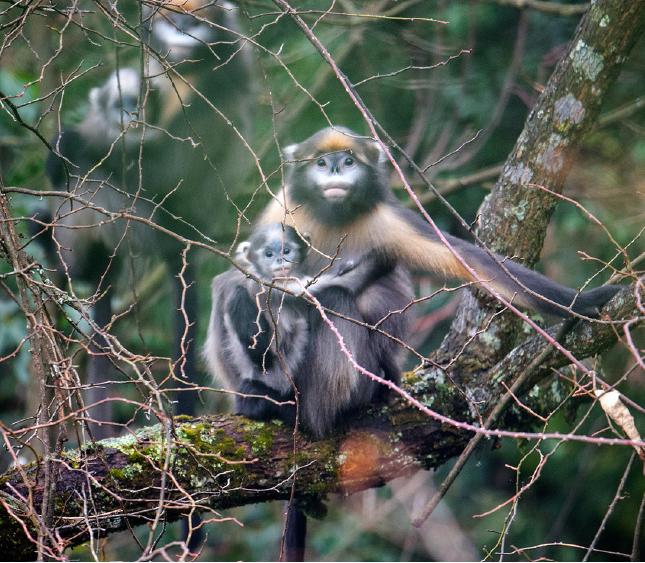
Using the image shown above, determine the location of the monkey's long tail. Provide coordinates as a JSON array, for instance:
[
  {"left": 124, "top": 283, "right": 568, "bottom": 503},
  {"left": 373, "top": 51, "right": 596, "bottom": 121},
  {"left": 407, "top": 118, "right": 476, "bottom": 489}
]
[
  {"left": 397, "top": 207, "right": 620, "bottom": 318},
  {"left": 449, "top": 234, "right": 622, "bottom": 318},
  {"left": 283, "top": 504, "right": 307, "bottom": 561}
]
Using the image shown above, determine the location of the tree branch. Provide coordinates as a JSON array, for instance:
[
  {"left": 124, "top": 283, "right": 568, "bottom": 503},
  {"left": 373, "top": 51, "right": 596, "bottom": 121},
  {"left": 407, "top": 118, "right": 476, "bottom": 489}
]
[
  {"left": 0, "top": 287, "right": 640, "bottom": 560},
  {"left": 443, "top": 0, "right": 645, "bottom": 371}
]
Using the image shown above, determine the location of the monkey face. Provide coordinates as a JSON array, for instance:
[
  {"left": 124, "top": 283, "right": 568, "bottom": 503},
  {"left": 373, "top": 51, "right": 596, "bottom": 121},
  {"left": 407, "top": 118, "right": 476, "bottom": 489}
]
[
  {"left": 255, "top": 241, "right": 301, "bottom": 278},
  {"left": 237, "top": 226, "right": 306, "bottom": 280},
  {"left": 282, "top": 127, "right": 390, "bottom": 226},
  {"left": 86, "top": 69, "right": 142, "bottom": 144},
  {"left": 304, "top": 151, "right": 364, "bottom": 202}
]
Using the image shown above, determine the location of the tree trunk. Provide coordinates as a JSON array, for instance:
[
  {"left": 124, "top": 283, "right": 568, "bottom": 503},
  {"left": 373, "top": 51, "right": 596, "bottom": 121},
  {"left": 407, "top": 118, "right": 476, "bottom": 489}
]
[{"left": 441, "top": 0, "right": 644, "bottom": 375}]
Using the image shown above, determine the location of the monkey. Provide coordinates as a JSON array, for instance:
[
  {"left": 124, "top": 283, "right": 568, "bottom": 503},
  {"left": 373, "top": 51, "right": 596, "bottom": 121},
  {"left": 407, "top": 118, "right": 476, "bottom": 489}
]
[
  {"left": 44, "top": 67, "right": 153, "bottom": 440},
  {"left": 203, "top": 223, "right": 396, "bottom": 434},
  {"left": 258, "top": 126, "right": 621, "bottom": 561},
  {"left": 260, "top": 126, "right": 621, "bottom": 320},
  {"left": 45, "top": 68, "right": 150, "bottom": 280},
  {"left": 203, "top": 224, "right": 310, "bottom": 424},
  {"left": 138, "top": 0, "right": 259, "bottom": 425}
]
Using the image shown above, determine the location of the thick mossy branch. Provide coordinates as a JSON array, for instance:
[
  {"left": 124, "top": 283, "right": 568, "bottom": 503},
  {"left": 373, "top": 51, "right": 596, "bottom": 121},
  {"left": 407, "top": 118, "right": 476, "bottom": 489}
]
[{"left": 0, "top": 288, "right": 638, "bottom": 560}]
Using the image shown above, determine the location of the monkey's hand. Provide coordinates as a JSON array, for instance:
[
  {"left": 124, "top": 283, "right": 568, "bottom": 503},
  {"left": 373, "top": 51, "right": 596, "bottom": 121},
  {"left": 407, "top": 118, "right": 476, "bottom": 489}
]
[
  {"left": 278, "top": 278, "right": 308, "bottom": 297},
  {"left": 333, "top": 259, "right": 358, "bottom": 276}
]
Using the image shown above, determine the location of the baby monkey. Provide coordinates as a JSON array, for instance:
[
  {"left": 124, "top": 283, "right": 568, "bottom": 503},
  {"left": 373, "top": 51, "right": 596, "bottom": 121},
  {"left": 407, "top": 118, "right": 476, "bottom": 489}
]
[{"left": 203, "top": 223, "right": 393, "bottom": 434}]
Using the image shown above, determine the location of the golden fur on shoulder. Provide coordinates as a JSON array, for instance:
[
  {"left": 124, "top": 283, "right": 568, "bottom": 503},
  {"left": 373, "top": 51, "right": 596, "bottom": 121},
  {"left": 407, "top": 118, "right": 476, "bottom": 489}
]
[{"left": 260, "top": 194, "right": 474, "bottom": 281}]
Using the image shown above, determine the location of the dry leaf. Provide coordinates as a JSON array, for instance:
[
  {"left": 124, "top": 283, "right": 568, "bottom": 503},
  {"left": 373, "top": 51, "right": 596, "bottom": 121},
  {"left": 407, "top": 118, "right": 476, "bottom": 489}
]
[{"left": 595, "top": 388, "right": 645, "bottom": 472}]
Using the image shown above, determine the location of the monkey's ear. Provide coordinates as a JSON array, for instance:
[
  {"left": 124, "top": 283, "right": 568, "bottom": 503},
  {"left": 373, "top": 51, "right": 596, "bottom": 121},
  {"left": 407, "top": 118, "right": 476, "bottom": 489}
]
[
  {"left": 282, "top": 143, "right": 299, "bottom": 163},
  {"left": 235, "top": 241, "right": 251, "bottom": 260},
  {"left": 369, "top": 140, "right": 388, "bottom": 165}
]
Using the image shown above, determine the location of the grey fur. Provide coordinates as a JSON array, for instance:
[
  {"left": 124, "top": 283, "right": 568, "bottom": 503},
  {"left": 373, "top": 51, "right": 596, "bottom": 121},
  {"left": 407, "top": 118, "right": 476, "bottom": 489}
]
[
  {"left": 202, "top": 224, "right": 397, "bottom": 437},
  {"left": 258, "top": 126, "right": 621, "bottom": 438}
]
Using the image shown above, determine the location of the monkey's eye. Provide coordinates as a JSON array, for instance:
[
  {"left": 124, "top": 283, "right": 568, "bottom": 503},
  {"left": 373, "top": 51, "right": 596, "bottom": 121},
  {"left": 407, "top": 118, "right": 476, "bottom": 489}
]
[
  {"left": 284, "top": 247, "right": 291, "bottom": 255},
  {"left": 316, "top": 158, "right": 326, "bottom": 167},
  {"left": 344, "top": 157, "right": 354, "bottom": 166},
  {"left": 265, "top": 250, "right": 274, "bottom": 258}
]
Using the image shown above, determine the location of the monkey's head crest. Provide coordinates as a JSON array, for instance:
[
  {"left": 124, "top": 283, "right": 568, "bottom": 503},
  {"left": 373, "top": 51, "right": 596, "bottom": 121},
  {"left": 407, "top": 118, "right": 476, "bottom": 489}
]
[{"left": 282, "top": 126, "right": 387, "bottom": 166}]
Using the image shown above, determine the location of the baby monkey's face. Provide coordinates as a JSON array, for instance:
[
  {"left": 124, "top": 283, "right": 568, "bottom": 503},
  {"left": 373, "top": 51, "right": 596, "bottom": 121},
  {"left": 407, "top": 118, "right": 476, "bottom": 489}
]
[
  {"left": 254, "top": 238, "right": 303, "bottom": 279},
  {"left": 236, "top": 225, "right": 307, "bottom": 280}
]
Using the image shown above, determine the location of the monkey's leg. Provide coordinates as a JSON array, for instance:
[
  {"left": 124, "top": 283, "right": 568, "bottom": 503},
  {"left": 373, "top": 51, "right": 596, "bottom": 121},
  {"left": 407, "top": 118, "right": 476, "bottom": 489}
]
[
  {"left": 299, "top": 285, "right": 385, "bottom": 439},
  {"left": 85, "top": 294, "right": 114, "bottom": 440}
]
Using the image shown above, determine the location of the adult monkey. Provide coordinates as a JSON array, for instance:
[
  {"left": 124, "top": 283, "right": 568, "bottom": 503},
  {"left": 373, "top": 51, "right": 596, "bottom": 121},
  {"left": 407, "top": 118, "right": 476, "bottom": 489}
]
[
  {"left": 45, "top": 68, "right": 153, "bottom": 440},
  {"left": 260, "top": 126, "right": 620, "bottom": 319},
  {"left": 258, "top": 125, "right": 620, "bottom": 561}
]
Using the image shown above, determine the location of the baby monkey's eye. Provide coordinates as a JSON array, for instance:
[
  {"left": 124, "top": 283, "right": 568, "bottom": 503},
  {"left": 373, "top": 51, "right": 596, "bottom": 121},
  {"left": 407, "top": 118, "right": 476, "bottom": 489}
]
[
  {"left": 316, "top": 158, "right": 326, "bottom": 167},
  {"left": 344, "top": 157, "right": 354, "bottom": 166},
  {"left": 284, "top": 247, "right": 291, "bottom": 254},
  {"left": 265, "top": 250, "right": 274, "bottom": 258}
]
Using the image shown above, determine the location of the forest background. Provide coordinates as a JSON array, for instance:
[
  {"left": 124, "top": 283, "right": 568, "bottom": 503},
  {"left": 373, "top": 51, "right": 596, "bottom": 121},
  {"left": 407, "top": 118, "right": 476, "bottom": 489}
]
[{"left": 0, "top": 0, "right": 643, "bottom": 561}]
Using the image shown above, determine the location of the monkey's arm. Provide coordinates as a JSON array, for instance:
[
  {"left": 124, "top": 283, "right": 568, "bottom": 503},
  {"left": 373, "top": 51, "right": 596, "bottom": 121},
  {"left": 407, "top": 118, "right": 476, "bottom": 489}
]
[
  {"left": 308, "top": 250, "right": 396, "bottom": 296},
  {"left": 388, "top": 204, "right": 620, "bottom": 318},
  {"left": 228, "top": 286, "right": 276, "bottom": 370}
]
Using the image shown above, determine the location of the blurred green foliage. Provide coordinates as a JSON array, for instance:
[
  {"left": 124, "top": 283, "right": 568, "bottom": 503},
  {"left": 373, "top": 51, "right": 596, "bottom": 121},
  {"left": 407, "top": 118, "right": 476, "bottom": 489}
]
[{"left": 0, "top": 0, "right": 643, "bottom": 560}]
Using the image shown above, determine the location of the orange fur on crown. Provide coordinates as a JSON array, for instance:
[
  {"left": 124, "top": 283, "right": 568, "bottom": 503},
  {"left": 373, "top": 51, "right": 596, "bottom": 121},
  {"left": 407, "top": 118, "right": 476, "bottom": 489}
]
[{"left": 314, "top": 130, "right": 358, "bottom": 155}]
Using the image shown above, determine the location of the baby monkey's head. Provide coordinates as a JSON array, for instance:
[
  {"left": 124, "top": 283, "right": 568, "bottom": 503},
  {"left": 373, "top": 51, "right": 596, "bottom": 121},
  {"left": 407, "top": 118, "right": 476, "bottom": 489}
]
[{"left": 235, "top": 224, "right": 309, "bottom": 279}]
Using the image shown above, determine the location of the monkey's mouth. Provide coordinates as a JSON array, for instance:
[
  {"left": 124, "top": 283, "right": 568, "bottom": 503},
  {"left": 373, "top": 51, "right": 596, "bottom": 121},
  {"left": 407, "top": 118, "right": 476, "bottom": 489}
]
[
  {"left": 322, "top": 186, "right": 349, "bottom": 200},
  {"left": 272, "top": 267, "right": 292, "bottom": 277}
]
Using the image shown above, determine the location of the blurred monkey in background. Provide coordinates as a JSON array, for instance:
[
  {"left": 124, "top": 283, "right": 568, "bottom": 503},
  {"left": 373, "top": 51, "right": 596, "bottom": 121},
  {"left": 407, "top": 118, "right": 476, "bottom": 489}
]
[
  {"left": 44, "top": 1, "right": 258, "bottom": 436},
  {"left": 45, "top": 67, "right": 152, "bottom": 439}
]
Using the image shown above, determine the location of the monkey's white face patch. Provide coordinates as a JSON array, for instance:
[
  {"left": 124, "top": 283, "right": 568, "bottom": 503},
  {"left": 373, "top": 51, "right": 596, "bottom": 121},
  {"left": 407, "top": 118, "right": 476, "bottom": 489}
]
[{"left": 306, "top": 165, "right": 363, "bottom": 201}]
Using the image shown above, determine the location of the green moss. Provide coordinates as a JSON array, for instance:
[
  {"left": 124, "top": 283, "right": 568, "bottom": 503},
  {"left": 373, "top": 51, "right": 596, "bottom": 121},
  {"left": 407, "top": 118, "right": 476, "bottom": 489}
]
[
  {"left": 177, "top": 421, "right": 249, "bottom": 460},
  {"left": 170, "top": 420, "right": 257, "bottom": 489},
  {"left": 240, "top": 420, "right": 275, "bottom": 455},
  {"left": 126, "top": 449, "right": 147, "bottom": 465},
  {"left": 108, "top": 468, "right": 126, "bottom": 480},
  {"left": 108, "top": 463, "right": 144, "bottom": 482}
]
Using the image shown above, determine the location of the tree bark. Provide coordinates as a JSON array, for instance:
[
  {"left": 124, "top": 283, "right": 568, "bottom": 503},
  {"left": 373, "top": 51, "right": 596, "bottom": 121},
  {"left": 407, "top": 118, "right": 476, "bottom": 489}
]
[{"left": 441, "top": 0, "right": 645, "bottom": 375}]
